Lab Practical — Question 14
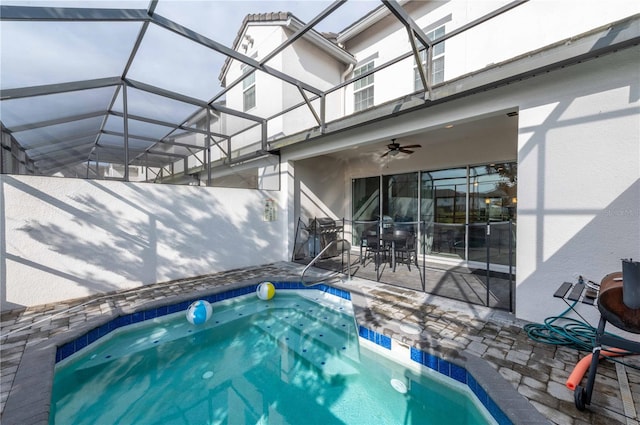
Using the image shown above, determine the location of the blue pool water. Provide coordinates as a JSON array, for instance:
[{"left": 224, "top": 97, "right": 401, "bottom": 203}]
[{"left": 51, "top": 291, "right": 497, "bottom": 424}]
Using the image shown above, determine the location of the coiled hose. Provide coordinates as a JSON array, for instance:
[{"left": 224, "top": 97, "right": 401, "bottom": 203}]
[{"left": 523, "top": 301, "right": 637, "bottom": 369}]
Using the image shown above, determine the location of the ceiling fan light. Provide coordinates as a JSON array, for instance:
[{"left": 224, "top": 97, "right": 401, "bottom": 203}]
[{"left": 389, "top": 150, "right": 399, "bottom": 156}]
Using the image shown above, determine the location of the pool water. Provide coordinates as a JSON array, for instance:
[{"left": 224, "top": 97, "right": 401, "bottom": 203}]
[{"left": 51, "top": 291, "right": 496, "bottom": 424}]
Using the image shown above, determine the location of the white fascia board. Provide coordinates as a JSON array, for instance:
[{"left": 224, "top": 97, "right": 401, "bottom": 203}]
[{"left": 285, "top": 18, "right": 357, "bottom": 65}]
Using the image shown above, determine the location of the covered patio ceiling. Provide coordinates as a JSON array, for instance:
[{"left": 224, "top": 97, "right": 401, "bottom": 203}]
[
  {"left": 324, "top": 112, "right": 518, "bottom": 161},
  {"left": 1, "top": 0, "right": 530, "bottom": 182}
]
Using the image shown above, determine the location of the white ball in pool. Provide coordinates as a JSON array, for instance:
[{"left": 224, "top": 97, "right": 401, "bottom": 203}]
[
  {"left": 256, "top": 282, "right": 276, "bottom": 300},
  {"left": 186, "top": 300, "right": 213, "bottom": 325}
]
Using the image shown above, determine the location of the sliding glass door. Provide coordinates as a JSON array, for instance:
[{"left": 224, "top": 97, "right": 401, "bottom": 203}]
[{"left": 352, "top": 162, "right": 516, "bottom": 266}]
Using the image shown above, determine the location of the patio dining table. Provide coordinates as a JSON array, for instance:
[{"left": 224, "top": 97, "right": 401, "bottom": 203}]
[{"left": 381, "top": 232, "right": 408, "bottom": 272}]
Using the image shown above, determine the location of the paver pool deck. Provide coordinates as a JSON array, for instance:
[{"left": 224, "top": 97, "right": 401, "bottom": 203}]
[{"left": 1, "top": 262, "right": 638, "bottom": 424}]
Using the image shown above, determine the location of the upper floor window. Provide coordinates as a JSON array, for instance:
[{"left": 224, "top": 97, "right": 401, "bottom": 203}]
[
  {"left": 353, "top": 61, "right": 374, "bottom": 112},
  {"left": 414, "top": 26, "right": 445, "bottom": 91},
  {"left": 242, "top": 63, "right": 256, "bottom": 112}
]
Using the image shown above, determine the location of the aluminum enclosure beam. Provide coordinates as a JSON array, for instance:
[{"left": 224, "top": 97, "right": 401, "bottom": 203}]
[
  {"left": 0, "top": 77, "right": 121, "bottom": 100},
  {"left": 382, "top": 1, "right": 433, "bottom": 48},
  {"left": 5, "top": 110, "right": 108, "bottom": 133},
  {"left": 0, "top": 5, "right": 149, "bottom": 21}
]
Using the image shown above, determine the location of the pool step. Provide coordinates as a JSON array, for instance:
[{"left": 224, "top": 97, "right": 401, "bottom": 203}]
[
  {"left": 253, "top": 313, "right": 360, "bottom": 378},
  {"left": 72, "top": 294, "right": 357, "bottom": 375},
  {"left": 265, "top": 308, "right": 359, "bottom": 361}
]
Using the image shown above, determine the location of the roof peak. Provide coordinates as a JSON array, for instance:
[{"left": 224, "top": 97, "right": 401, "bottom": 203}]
[{"left": 218, "top": 11, "right": 353, "bottom": 83}]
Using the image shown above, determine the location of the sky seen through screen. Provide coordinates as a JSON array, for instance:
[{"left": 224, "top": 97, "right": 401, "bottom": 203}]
[{"left": 1, "top": 0, "right": 381, "bottom": 92}]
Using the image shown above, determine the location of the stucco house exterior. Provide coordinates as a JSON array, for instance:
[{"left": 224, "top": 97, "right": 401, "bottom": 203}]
[
  {"left": 1, "top": 0, "right": 639, "bottom": 329},
  {"left": 215, "top": 1, "right": 640, "bottom": 325}
]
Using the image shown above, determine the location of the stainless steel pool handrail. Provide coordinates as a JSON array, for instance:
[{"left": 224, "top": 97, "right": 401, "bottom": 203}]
[{"left": 301, "top": 239, "right": 351, "bottom": 287}]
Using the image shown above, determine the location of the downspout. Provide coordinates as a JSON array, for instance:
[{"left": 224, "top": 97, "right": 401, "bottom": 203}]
[{"left": 341, "top": 63, "right": 354, "bottom": 117}]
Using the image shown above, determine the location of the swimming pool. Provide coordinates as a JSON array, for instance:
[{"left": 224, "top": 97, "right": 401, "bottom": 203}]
[{"left": 51, "top": 285, "right": 503, "bottom": 424}]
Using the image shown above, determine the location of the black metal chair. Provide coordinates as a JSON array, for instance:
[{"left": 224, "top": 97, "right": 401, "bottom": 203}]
[
  {"left": 360, "top": 229, "right": 389, "bottom": 270},
  {"left": 393, "top": 229, "right": 417, "bottom": 271}
]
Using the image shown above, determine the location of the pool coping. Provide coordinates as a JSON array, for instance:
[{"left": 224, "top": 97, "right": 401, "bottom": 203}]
[{"left": 2, "top": 278, "right": 550, "bottom": 425}]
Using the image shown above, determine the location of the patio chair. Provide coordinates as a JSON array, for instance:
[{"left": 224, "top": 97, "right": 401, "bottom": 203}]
[
  {"left": 393, "top": 229, "right": 417, "bottom": 271},
  {"left": 360, "top": 230, "right": 389, "bottom": 270}
]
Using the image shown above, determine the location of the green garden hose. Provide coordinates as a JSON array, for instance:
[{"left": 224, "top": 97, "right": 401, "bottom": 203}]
[{"left": 523, "top": 301, "right": 638, "bottom": 369}]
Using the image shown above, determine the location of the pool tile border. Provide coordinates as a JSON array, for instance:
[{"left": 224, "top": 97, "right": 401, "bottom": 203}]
[
  {"left": 358, "top": 325, "right": 392, "bottom": 349},
  {"left": 55, "top": 282, "right": 351, "bottom": 363}
]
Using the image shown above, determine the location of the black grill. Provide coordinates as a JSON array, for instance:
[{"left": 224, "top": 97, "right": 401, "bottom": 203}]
[{"left": 309, "top": 218, "right": 342, "bottom": 258}]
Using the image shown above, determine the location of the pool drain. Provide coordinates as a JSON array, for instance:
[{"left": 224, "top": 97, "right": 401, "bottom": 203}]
[
  {"left": 390, "top": 378, "right": 407, "bottom": 394},
  {"left": 399, "top": 322, "right": 422, "bottom": 335}
]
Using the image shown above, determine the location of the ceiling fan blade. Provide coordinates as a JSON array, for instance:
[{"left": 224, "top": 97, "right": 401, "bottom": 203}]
[
  {"left": 399, "top": 149, "right": 414, "bottom": 154},
  {"left": 381, "top": 150, "right": 391, "bottom": 158},
  {"left": 401, "top": 144, "right": 422, "bottom": 149}
]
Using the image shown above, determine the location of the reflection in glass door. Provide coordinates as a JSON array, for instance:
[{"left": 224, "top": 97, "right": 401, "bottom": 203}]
[
  {"left": 468, "top": 163, "right": 517, "bottom": 266},
  {"left": 421, "top": 168, "right": 468, "bottom": 259},
  {"left": 382, "top": 172, "right": 418, "bottom": 233},
  {"left": 352, "top": 176, "right": 380, "bottom": 246}
]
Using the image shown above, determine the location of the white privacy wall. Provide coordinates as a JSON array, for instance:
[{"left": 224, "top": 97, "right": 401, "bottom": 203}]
[
  {"left": 1, "top": 175, "right": 286, "bottom": 310},
  {"left": 515, "top": 46, "right": 640, "bottom": 324}
]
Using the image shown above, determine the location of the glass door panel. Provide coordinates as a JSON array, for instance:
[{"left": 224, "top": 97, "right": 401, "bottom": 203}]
[
  {"left": 421, "top": 168, "right": 467, "bottom": 259},
  {"left": 352, "top": 176, "right": 380, "bottom": 246},
  {"left": 468, "top": 163, "right": 517, "bottom": 265},
  {"left": 382, "top": 172, "right": 418, "bottom": 233}
]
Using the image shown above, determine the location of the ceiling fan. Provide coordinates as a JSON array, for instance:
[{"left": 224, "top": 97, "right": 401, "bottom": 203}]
[{"left": 381, "top": 139, "right": 422, "bottom": 157}]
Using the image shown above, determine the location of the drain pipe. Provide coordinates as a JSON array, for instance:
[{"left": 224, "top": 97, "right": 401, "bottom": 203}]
[{"left": 341, "top": 63, "right": 354, "bottom": 116}]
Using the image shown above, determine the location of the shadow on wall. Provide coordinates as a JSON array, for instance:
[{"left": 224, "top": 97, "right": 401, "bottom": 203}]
[
  {"left": 514, "top": 47, "right": 640, "bottom": 324},
  {"left": 295, "top": 156, "right": 347, "bottom": 222},
  {"left": 517, "top": 180, "right": 639, "bottom": 324},
  {"left": 1, "top": 175, "right": 281, "bottom": 311}
]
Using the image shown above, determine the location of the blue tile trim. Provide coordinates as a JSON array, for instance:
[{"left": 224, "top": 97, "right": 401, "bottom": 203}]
[
  {"left": 450, "top": 363, "right": 467, "bottom": 384},
  {"left": 358, "top": 326, "right": 391, "bottom": 350},
  {"left": 55, "top": 281, "right": 352, "bottom": 363},
  {"left": 409, "top": 346, "right": 510, "bottom": 425}
]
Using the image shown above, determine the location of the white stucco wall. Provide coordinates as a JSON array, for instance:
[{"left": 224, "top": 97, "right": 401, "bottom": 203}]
[
  {"left": 225, "top": 25, "right": 284, "bottom": 146},
  {"left": 0, "top": 175, "right": 287, "bottom": 310},
  {"left": 341, "top": 0, "right": 640, "bottom": 114},
  {"left": 281, "top": 29, "right": 346, "bottom": 134},
  {"left": 515, "top": 45, "right": 640, "bottom": 324},
  {"left": 225, "top": 24, "right": 350, "bottom": 144},
  {"left": 444, "top": 0, "right": 640, "bottom": 82},
  {"left": 295, "top": 156, "right": 348, "bottom": 222}
]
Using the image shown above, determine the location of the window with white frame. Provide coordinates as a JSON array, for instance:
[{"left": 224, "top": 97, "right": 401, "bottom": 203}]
[
  {"left": 414, "top": 26, "right": 445, "bottom": 91},
  {"left": 242, "top": 63, "right": 256, "bottom": 112},
  {"left": 353, "top": 61, "right": 374, "bottom": 112}
]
